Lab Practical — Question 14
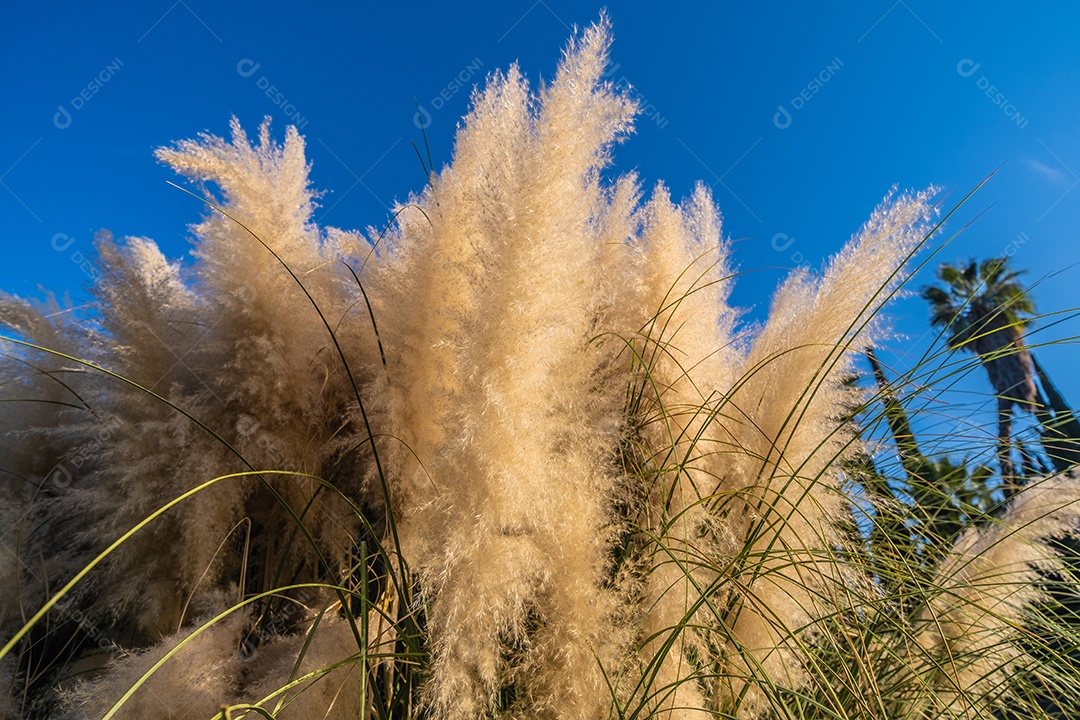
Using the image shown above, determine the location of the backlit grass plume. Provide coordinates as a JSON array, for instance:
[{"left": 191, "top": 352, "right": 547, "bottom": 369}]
[{"left": 1, "top": 15, "right": 1078, "bottom": 720}]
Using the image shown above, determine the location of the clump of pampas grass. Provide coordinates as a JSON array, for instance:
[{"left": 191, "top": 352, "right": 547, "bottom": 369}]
[{"left": 1, "top": 15, "right": 1078, "bottom": 720}]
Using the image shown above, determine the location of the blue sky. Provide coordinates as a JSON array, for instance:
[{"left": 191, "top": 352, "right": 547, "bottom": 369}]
[{"left": 3, "top": 2, "right": 1078, "bottom": 461}]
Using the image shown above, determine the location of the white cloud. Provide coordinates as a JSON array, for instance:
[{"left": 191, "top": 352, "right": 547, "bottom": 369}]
[{"left": 1025, "top": 157, "right": 1069, "bottom": 184}]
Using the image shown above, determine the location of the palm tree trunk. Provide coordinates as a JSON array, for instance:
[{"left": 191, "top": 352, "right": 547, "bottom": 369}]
[
  {"left": 868, "top": 350, "right": 927, "bottom": 479},
  {"left": 997, "top": 396, "right": 1018, "bottom": 499},
  {"left": 1032, "top": 355, "right": 1080, "bottom": 472},
  {"left": 971, "top": 314, "right": 1034, "bottom": 497},
  {"left": 973, "top": 315, "right": 1037, "bottom": 411}
]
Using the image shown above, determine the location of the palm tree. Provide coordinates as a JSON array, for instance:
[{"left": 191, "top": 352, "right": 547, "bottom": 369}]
[
  {"left": 861, "top": 351, "right": 992, "bottom": 594},
  {"left": 1033, "top": 355, "right": 1080, "bottom": 472},
  {"left": 922, "top": 258, "right": 1037, "bottom": 497}
]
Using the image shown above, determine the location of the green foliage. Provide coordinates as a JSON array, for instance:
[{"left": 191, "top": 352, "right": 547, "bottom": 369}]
[
  {"left": 1033, "top": 355, "right": 1080, "bottom": 473},
  {"left": 923, "top": 258, "right": 1035, "bottom": 352},
  {"left": 860, "top": 350, "right": 994, "bottom": 591}
]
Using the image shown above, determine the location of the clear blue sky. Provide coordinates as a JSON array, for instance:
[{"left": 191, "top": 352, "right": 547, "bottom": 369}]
[{"left": 3, "top": 2, "right": 1078, "bottom": 460}]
